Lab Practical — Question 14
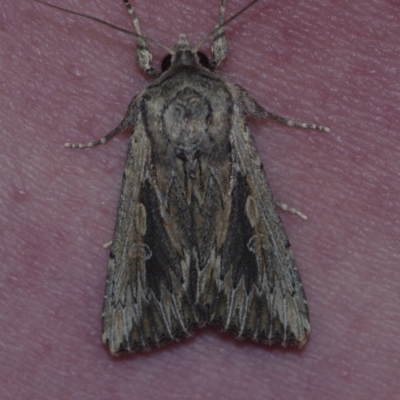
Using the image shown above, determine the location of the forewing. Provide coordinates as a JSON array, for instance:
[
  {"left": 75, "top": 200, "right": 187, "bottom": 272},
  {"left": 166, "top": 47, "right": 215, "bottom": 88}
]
[
  {"left": 102, "top": 118, "right": 200, "bottom": 355},
  {"left": 209, "top": 106, "right": 310, "bottom": 347}
]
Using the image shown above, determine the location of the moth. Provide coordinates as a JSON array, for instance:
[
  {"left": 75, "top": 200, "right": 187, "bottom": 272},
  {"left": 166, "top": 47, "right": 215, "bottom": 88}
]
[{"left": 37, "top": 0, "right": 329, "bottom": 355}]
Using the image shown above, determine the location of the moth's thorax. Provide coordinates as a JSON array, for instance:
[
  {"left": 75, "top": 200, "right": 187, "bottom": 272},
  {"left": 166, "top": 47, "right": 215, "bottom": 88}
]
[
  {"left": 143, "top": 66, "right": 233, "bottom": 176},
  {"left": 164, "top": 86, "right": 210, "bottom": 173}
]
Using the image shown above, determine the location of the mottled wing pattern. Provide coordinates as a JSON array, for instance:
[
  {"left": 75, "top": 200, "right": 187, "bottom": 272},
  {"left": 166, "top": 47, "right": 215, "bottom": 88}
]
[
  {"left": 207, "top": 94, "right": 310, "bottom": 347},
  {"left": 102, "top": 115, "right": 201, "bottom": 355}
]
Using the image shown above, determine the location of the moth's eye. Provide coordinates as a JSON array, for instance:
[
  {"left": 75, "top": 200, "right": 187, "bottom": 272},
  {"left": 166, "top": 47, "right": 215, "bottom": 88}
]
[
  {"left": 197, "top": 52, "right": 210, "bottom": 69},
  {"left": 161, "top": 54, "right": 172, "bottom": 72}
]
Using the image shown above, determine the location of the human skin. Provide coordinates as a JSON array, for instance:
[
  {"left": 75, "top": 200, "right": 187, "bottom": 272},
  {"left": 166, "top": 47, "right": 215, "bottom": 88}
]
[{"left": 1, "top": 0, "right": 399, "bottom": 399}]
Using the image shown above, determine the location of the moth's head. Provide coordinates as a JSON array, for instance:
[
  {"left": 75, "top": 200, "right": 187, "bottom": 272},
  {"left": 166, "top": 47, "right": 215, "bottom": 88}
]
[{"left": 161, "top": 34, "right": 210, "bottom": 72}]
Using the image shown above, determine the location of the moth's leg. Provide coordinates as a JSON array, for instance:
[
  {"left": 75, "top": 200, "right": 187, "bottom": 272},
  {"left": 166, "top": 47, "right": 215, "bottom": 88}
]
[
  {"left": 123, "top": 0, "right": 158, "bottom": 76},
  {"left": 276, "top": 200, "right": 307, "bottom": 220},
  {"left": 211, "top": 0, "right": 228, "bottom": 70},
  {"left": 236, "top": 84, "right": 330, "bottom": 132},
  {"left": 65, "top": 124, "right": 124, "bottom": 149},
  {"left": 259, "top": 110, "right": 330, "bottom": 132},
  {"left": 65, "top": 97, "right": 138, "bottom": 149},
  {"left": 103, "top": 240, "right": 112, "bottom": 249}
]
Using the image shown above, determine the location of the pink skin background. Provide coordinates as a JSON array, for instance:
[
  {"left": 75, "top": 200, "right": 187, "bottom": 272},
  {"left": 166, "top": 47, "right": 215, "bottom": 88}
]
[{"left": 1, "top": 0, "right": 400, "bottom": 398}]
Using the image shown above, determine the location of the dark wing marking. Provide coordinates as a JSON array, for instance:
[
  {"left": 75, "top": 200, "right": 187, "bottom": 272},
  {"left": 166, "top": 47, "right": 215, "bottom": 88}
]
[
  {"left": 209, "top": 106, "right": 310, "bottom": 347},
  {"left": 102, "top": 118, "right": 200, "bottom": 355}
]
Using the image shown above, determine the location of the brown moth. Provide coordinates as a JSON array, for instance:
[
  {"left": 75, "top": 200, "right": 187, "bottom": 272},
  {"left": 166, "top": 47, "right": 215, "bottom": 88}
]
[{"left": 36, "top": 0, "right": 329, "bottom": 355}]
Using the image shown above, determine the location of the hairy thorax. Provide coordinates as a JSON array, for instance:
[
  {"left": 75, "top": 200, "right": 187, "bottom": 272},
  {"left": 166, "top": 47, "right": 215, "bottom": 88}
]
[{"left": 142, "top": 66, "right": 234, "bottom": 178}]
